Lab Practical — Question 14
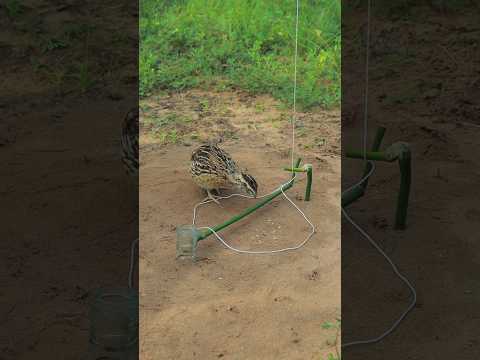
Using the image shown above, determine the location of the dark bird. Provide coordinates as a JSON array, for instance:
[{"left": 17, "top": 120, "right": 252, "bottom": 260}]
[
  {"left": 190, "top": 143, "right": 258, "bottom": 204},
  {"left": 121, "top": 108, "right": 139, "bottom": 181}
]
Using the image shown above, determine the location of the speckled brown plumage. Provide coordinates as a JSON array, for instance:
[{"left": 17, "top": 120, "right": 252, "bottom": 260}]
[
  {"left": 121, "top": 108, "right": 139, "bottom": 179},
  {"left": 190, "top": 144, "right": 257, "bottom": 202}
]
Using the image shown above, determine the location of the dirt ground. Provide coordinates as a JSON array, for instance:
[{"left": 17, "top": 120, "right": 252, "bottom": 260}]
[
  {"left": 139, "top": 90, "right": 341, "bottom": 359},
  {"left": 1, "top": 2, "right": 138, "bottom": 359},
  {"left": 341, "top": 6, "right": 480, "bottom": 359}
]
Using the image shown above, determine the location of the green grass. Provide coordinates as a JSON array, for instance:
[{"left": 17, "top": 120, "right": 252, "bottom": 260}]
[
  {"left": 140, "top": 0, "right": 340, "bottom": 109},
  {"left": 5, "top": 0, "right": 21, "bottom": 18},
  {"left": 141, "top": 112, "right": 193, "bottom": 143},
  {"left": 41, "top": 38, "right": 68, "bottom": 53},
  {"left": 325, "top": 350, "right": 341, "bottom": 359},
  {"left": 73, "top": 62, "right": 95, "bottom": 92},
  {"left": 322, "top": 319, "right": 341, "bottom": 360}
]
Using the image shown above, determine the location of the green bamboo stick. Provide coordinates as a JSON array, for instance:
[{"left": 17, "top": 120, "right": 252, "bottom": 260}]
[
  {"left": 283, "top": 167, "right": 306, "bottom": 172},
  {"left": 341, "top": 183, "right": 365, "bottom": 208},
  {"left": 342, "top": 126, "right": 412, "bottom": 230},
  {"left": 345, "top": 150, "right": 395, "bottom": 162},
  {"left": 305, "top": 165, "right": 312, "bottom": 201},
  {"left": 198, "top": 158, "right": 302, "bottom": 240},
  {"left": 283, "top": 164, "right": 313, "bottom": 201},
  {"left": 395, "top": 148, "right": 411, "bottom": 230},
  {"left": 371, "top": 126, "right": 386, "bottom": 153},
  {"left": 342, "top": 127, "right": 386, "bottom": 207}
]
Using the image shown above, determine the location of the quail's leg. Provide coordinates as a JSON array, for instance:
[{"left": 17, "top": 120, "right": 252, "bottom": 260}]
[
  {"left": 205, "top": 189, "right": 221, "bottom": 206},
  {"left": 207, "top": 190, "right": 221, "bottom": 205}
]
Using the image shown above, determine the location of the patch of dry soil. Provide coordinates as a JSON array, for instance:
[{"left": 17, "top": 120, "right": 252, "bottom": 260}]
[
  {"left": 342, "top": 5, "right": 480, "bottom": 359},
  {"left": 139, "top": 90, "right": 341, "bottom": 359}
]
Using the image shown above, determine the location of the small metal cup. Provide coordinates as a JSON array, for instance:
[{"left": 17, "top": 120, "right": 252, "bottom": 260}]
[
  {"left": 89, "top": 287, "right": 138, "bottom": 359},
  {"left": 176, "top": 225, "right": 201, "bottom": 260}
]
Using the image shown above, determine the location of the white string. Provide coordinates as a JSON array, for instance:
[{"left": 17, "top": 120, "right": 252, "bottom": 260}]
[
  {"left": 191, "top": 0, "right": 315, "bottom": 255},
  {"left": 341, "top": 208, "right": 417, "bottom": 347},
  {"left": 193, "top": 176, "right": 296, "bottom": 225},
  {"left": 292, "top": 0, "right": 300, "bottom": 170},
  {"left": 128, "top": 238, "right": 138, "bottom": 288},
  {"left": 363, "top": 0, "right": 371, "bottom": 165},
  {"left": 341, "top": 0, "right": 417, "bottom": 348},
  {"left": 343, "top": 160, "right": 376, "bottom": 195},
  {"left": 193, "top": 175, "right": 315, "bottom": 254}
]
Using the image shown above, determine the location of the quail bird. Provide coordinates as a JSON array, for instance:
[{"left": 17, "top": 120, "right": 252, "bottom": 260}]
[
  {"left": 121, "top": 108, "right": 139, "bottom": 181},
  {"left": 190, "top": 143, "right": 258, "bottom": 204}
]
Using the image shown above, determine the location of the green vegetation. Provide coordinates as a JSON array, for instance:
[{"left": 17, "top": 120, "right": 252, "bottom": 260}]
[
  {"left": 73, "top": 62, "right": 94, "bottom": 93},
  {"left": 141, "top": 111, "right": 193, "bottom": 143},
  {"left": 322, "top": 319, "right": 341, "bottom": 360},
  {"left": 326, "top": 354, "right": 340, "bottom": 360},
  {"left": 41, "top": 38, "right": 68, "bottom": 53},
  {"left": 5, "top": 0, "right": 21, "bottom": 18},
  {"left": 140, "top": 0, "right": 340, "bottom": 109}
]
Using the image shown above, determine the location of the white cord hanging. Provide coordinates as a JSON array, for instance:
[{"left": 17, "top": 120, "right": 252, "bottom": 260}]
[{"left": 128, "top": 238, "right": 138, "bottom": 288}]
